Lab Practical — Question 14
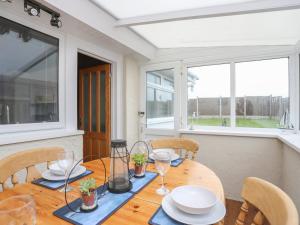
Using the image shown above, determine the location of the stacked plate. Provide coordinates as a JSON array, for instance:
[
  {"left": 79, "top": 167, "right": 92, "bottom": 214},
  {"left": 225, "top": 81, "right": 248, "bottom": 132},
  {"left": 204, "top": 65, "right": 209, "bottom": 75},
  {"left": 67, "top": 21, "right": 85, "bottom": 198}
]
[
  {"left": 149, "top": 148, "right": 180, "bottom": 161},
  {"left": 162, "top": 185, "right": 226, "bottom": 225},
  {"left": 41, "top": 163, "right": 86, "bottom": 181}
]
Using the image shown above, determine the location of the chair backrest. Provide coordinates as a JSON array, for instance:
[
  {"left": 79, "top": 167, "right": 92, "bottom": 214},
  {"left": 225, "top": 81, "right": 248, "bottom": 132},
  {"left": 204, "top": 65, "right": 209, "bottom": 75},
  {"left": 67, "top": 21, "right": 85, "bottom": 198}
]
[
  {"left": 0, "top": 147, "right": 64, "bottom": 191},
  {"left": 235, "top": 177, "right": 298, "bottom": 225},
  {"left": 150, "top": 138, "right": 199, "bottom": 160}
]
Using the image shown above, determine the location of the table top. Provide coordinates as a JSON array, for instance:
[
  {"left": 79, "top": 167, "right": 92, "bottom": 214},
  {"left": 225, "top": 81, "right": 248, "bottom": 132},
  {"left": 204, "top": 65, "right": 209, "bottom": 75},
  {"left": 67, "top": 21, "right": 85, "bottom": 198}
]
[{"left": 0, "top": 158, "right": 224, "bottom": 225}]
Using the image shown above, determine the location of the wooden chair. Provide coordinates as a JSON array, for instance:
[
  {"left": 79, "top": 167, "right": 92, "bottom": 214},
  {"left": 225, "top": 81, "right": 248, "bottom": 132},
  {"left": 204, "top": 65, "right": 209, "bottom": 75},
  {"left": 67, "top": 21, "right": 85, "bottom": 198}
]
[
  {"left": 149, "top": 138, "right": 199, "bottom": 160},
  {"left": 234, "top": 177, "right": 298, "bottom": 225},
  {"left": 0, "top": 147, "right": 64, "bottom": 191}
]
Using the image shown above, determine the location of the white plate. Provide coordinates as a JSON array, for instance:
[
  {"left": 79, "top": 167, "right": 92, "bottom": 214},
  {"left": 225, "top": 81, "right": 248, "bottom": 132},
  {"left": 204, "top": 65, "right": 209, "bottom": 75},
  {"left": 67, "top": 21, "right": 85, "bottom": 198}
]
[
  {"left": 162, "top": 194, "right": 226, "bottom": 225},
  {"left": 42, "top": 165, "right": 86, "bottom": 181},
  {"left": 150, "top": 148, "right": 179, "bottom": 161},
  {"left": 171, "top": 185, "right": 217, "bottom": 214}
]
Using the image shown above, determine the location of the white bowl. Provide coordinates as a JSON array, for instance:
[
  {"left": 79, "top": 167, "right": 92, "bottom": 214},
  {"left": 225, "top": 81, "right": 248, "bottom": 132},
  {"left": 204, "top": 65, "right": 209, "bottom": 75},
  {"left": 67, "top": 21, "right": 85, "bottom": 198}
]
[
  {"left": 49, "top": 163, "right": 65, "bottom": 176},
  {"left": 49, "top": 162, "right": 78, "bottom": 176},
  {"left": 150, "top": 148, "right": 179, "bottom": 161},
  {"left": 171, "top": 185, "right": 217, "bottom": 215},
  {"left": 153, "top": 148, "right": 175, "bottom": 155}
]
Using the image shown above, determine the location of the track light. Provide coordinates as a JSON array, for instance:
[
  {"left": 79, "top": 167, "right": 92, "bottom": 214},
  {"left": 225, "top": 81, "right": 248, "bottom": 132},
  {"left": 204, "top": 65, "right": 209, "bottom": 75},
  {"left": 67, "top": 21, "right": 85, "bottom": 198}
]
[
  {"left": 27, "top": 7, "right": 40, "bottom": 16},
  {"left": 50, "top": 14, "right": 62, "bottom": 28},
  {"left": 24, "top": 0, "right": 62, "bottom": 28}
]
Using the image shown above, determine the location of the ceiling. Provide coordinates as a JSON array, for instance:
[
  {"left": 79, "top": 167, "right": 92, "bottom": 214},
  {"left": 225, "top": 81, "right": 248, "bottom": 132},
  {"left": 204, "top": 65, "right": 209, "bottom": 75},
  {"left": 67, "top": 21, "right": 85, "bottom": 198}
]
[
  {"left": 93, "top": 0, "right": 256, "bottom": 19},
  {"left": 92, "top": 0, "right": 300, "bottom": 48}
]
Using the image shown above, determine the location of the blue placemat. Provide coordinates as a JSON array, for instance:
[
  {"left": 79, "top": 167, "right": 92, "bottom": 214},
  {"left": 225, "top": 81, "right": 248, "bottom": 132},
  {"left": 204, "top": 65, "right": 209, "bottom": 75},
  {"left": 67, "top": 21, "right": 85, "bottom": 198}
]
[
  {"left": 54, "top": 186, "right": 134, "bottom": 225},
  {"left": 149, "top": 206, "right": 185, "bottom": 225},
  {"left": 32, "top": 170, "right": 93, "bottom": 190},
  {"left": 53, "top": 171, "right": 158, "bottom": 225},
  {"left": 148, "top": 158, "right": 184, "bottom": 167},
  {"left": 130, "top": 171, "right": 158, "bottom": 193}
]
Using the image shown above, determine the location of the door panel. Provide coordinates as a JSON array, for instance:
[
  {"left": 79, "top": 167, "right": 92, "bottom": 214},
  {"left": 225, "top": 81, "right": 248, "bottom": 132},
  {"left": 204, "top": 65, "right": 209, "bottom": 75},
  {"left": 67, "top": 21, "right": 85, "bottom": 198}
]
[{"left": 79, "top": 65, "right": 111, "bottom": 161}]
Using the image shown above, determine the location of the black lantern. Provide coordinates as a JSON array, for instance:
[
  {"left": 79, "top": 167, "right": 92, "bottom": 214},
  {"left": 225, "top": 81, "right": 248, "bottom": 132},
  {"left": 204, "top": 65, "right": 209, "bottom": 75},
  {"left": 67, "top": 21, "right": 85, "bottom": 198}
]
[{"left": 108, "top": 139, "right": 132, "bottom": 193}]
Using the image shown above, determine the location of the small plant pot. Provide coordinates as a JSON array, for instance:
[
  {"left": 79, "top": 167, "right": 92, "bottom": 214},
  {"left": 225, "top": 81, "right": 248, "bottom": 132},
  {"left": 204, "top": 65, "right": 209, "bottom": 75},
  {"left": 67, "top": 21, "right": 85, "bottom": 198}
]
[
  {"left": 80, "top": 189, "right": 98, "bottom": 212},
  {"left": 134, "top": 163, "right": 146, "bottom": 178}
]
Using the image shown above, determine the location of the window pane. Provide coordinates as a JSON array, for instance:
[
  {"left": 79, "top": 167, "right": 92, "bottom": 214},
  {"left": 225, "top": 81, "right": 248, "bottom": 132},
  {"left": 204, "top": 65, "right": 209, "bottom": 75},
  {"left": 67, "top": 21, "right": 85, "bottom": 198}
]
[
  {"left": 100, "top": 71, "right": 106, "bottom": 132},
  {"left": 83, "top": 74, "right": 89, "bottom": 130},
  {"left": 91, "top": 72, "right": 97, "bottom": 132},
  {"left": 0, "top": 17, "right": 59, "bottom": 125},
  {"left": 188, "top": 64, "right": 230, "bottom": 128},
  {"left": 146, "top": 69, "right": 174, "bottom": 129},
  {"left": 235, "top": 58, "right": 289, "bottom": 128}
]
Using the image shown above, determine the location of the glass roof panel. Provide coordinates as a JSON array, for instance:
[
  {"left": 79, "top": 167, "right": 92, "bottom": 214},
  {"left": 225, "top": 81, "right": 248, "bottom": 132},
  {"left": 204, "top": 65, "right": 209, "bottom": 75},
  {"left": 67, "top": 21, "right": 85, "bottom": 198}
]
[
  {"left": 132, "top": 9, "right": 300, "bottom": 48},
  {"left": 93, "top": 0, "right": 256, "bottom": 19}
]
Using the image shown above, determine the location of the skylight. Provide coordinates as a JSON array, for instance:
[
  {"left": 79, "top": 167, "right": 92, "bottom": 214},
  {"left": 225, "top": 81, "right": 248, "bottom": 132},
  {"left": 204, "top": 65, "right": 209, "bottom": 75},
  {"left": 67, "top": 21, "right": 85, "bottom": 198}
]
[
  {"left": 132, "top": 9, "right": 300, "bottom": 48},
  {"left": 93, "top": 0, "right": 257, "bottom": 19},
  {"left": 92, "top": 0, "right": 300, "bottom": 48}
]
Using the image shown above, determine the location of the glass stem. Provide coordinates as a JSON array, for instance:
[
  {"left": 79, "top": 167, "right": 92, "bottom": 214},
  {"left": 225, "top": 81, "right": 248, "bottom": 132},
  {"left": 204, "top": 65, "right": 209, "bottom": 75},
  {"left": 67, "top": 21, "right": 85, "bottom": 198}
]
[{"left": 161, "top": 175, "right": 165, "bottom": 189}]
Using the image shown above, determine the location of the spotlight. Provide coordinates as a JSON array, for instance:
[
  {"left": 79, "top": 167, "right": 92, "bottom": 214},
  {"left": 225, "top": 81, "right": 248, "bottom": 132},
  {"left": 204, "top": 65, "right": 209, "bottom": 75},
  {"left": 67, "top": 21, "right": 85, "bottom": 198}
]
[
  {"left": 50, "top": 15, "right": 62, "bottom": 28},
  {"left": 1, "top": 0, "right": 12, "bottom": 3},
  {"left": 23, "top": 0, "right": 62, "bottom": 28},
  {"left": 27, "top": 7, "right": 40, "bottom": 16}
]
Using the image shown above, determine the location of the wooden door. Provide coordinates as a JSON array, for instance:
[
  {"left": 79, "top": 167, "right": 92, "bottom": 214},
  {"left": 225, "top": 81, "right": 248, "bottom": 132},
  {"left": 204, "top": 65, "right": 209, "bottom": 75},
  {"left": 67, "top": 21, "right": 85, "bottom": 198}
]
[{"left": 79, "top": 64, "right": 111, "bottom": 161}]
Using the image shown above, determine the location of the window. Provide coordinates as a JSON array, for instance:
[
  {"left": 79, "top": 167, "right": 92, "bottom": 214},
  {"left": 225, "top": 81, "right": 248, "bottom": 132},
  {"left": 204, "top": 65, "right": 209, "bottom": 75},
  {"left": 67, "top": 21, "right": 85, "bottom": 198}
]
[
  {"left": 235, "top": 58, "right": 289, "bottom": 128},
  {"left": 0, "top": 17, "right": 59, "bottom": 125},
  {"left": 188, "top": 64, "right": 231, "bottom": 128},
  {"left": 146, "top": 69, "right": 174, "bottom": 129},
  {"left": 184, "top": 58, "right": 290, "bottom": 129}
]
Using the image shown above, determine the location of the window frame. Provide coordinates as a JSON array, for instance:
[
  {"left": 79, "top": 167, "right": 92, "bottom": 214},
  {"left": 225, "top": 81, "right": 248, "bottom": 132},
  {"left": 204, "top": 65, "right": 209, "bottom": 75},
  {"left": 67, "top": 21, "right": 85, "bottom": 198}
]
[
  {"left": 183, "top": 53, "right": 298, "bottom": 131},
  {"left": 0, "top": 15, "right": 65, "bottom": 134},
  {"left": 140, "top": 62, "right": 181, "bottom": 137},
  {"left": 141, "top": 50, "right": 299, "bottom": 135}
]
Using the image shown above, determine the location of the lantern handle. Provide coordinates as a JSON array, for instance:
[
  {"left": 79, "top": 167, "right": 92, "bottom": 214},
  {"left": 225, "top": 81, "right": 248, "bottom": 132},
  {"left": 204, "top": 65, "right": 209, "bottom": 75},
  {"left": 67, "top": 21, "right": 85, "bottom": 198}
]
[
  {"left": 129, "top": 140, "right": 151, "bottom": 178},
  {"left": 64, "top": 154, "right": 107, "bottom": 214}
]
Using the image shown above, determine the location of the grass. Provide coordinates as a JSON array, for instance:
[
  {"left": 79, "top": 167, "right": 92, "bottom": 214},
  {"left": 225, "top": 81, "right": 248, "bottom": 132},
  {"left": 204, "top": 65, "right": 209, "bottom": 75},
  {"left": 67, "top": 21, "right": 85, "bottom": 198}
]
[{"left": 189, "top": 118, "right": 279, "bottom": 128}]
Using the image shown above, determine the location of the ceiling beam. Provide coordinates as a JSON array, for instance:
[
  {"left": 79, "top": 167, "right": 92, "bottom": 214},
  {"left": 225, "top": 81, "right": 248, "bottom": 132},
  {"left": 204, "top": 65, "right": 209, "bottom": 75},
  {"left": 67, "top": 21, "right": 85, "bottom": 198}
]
[{"left": 115, "top": 0, "right": 300, "bottom": 27}]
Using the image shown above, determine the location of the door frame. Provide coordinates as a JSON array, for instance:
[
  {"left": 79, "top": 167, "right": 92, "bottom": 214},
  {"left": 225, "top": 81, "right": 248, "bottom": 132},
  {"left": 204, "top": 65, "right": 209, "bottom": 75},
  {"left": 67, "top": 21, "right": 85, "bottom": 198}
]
[
  {"left": 78, "top": 64, "right": 111, "bottom": 159},
  {"left": 77, "top": 49, "right": 115, "bottom": 141}
]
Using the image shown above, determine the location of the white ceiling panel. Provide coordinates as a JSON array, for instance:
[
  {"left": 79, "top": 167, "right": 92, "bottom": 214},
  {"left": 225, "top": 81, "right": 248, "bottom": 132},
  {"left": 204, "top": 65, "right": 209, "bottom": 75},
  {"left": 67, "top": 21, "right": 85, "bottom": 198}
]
[
  {"left": 92, "top": 0, "right": 256, "bottom": 19},
  {"left": 132, "top": 9, "right": 300, "bottom": 48}
]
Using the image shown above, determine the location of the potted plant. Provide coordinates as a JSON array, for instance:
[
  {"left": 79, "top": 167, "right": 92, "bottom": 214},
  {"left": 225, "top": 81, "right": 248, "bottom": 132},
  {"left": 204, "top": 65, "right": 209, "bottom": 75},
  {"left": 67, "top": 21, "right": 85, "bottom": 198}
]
[
  {"left": 79, "top": 178, "right": 97, "bottom": 211},
  {"left": 132, "top": 153, "right": 147, "bottom": 178}
]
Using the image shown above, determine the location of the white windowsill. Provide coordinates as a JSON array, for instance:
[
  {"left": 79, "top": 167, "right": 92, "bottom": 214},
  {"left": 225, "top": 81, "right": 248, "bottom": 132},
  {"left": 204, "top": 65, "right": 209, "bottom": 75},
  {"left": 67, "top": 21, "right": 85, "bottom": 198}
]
[
  {"left": 0, "top": 129, "right": 84, "bottom": 146},
  {"left": 178, "top": 128, "right": 300, "bottom": 153}
]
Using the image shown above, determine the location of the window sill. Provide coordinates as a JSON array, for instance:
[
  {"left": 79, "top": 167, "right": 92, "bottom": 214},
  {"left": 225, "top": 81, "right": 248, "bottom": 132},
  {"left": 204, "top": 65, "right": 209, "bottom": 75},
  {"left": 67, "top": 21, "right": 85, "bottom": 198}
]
[
  {"left": 0, "top": 129, "right": 84, "bottom": 146},
  {"left": 178, "top": 127, "right": 281, "bottom": 138},
  {"left": 178, "top": 128, "right": 300, "bottom": 153}
]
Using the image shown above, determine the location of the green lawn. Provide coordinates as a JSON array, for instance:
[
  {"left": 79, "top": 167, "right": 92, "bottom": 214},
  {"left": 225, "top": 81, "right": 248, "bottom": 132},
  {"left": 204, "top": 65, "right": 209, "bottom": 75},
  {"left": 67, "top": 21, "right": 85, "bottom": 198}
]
[{"left": 189, "top": 118, "right": 279, "bottom": 128}]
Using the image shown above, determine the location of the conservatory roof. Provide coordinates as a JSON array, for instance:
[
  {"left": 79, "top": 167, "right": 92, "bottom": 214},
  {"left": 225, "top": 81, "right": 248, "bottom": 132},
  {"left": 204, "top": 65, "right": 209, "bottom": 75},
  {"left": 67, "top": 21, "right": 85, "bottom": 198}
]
[{"left": 92, "top": 0, "right": 300, "bottom": 48}]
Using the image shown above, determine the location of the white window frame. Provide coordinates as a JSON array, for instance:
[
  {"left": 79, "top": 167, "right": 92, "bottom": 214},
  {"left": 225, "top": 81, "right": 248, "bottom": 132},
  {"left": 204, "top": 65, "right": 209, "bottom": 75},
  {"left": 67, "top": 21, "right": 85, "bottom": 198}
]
[
  {"left": 183, "top": 54, "right": 298, "bottom": 131},
  {"left": 141, "top": 49, "right": 300, "bottom": 135},
  {"left": 140, "top": 62, "right": 181, "bottom": 137},
  {"left": 0, "top": 13, "right": 66, "bottom": 134}
]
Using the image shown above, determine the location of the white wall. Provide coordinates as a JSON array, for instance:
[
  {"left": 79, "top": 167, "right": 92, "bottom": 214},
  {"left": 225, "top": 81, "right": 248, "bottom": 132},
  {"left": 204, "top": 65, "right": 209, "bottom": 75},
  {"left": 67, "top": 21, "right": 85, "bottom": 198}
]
[
  {"left": 282, "top": 144, "right": 300, "bottom": 213},
  {"left": 124, "top": 56, "right": 140, "bottom": 148},
  {"left": 0, "top": 135, "right": 83, "bottom": 160}
]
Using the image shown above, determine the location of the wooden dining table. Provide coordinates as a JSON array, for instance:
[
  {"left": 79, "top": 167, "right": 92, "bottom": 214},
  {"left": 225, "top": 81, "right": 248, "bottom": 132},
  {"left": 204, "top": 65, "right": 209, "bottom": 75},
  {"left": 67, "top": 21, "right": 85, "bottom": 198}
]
[{"left": 0, "top": 158, "right": 225, "bottom": 225}]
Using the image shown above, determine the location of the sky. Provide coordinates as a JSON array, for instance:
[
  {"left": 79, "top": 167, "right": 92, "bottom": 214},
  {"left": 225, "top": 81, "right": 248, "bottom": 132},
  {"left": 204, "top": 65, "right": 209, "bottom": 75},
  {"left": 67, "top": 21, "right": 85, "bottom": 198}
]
[{"left": 188, "top": 58, "right": 289, "bottom": 99}]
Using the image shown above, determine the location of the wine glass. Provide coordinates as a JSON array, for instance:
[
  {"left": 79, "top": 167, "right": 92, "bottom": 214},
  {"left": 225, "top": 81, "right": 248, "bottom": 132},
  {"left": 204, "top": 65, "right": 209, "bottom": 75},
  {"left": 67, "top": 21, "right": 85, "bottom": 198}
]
[
  {"left": 154, "top": 151, "right": 171, "bottom": 195},
  {"left": 57, "top": 150, "right": 75, "bottom": 192},
  {"left": 0, "top": 195, "right": 36, "bottom": 225}
]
